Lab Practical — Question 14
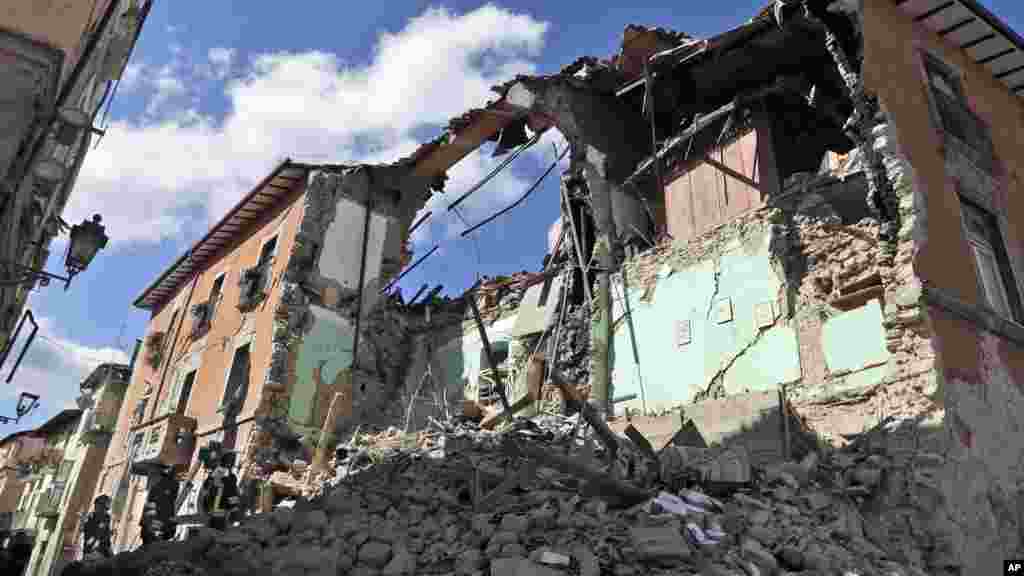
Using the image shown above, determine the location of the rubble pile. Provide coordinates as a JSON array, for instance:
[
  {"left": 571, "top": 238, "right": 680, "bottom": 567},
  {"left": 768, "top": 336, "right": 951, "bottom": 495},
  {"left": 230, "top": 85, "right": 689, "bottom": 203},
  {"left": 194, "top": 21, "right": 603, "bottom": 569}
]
[
  {"left": 72, "top": 410, "right": 961, "bottom": 576},
  {"left": 552, "top": 305, "right": 591, "bottom": 387}
]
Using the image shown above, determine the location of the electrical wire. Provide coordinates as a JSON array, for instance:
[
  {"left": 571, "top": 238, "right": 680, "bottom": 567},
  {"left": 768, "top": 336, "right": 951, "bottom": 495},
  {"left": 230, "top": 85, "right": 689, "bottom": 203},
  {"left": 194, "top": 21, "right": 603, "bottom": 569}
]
[
  {"left": 460, "top": 145, "right": 570, "bottom": 238},
  {"left": 446, "top": 131, "right": 541, "bottom": 213},
  {"left": 451, "top": 206, "right": 483, "bottom": 285}
]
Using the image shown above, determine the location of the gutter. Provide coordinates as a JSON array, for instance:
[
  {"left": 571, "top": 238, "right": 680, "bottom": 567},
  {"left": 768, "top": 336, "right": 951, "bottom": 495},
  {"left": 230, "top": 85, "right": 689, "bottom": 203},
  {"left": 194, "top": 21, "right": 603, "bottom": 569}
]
[{"left": 132, "top": 158, "right": 295, "bottom": 309}]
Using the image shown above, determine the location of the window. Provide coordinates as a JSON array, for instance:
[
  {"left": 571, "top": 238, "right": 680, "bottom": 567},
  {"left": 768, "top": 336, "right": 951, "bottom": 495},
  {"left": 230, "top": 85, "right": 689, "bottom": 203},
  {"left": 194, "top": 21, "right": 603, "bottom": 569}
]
[
  {"left": 132, "top": 398, "right": 148, "bottom": 426},
  {"left": 259, "top": 235, "right": 278, "bottom": 267},
  {"left": 923, "top": 53, "right": 995, "bottom": 171},
  {"left": 176, "top": 371, "right": 196, "bottom": 415},
  {"left": 960, "top": 198, "right": 1023, "bottom": 322},
  {"left": 220, "top": 344, "right": 251, "bottom": 413},
  {"left": 210, "top": 273, "right": 226, "bottom": 316},
  {"left": 129, "top": 431, "right": 144, "bottom": 456}
]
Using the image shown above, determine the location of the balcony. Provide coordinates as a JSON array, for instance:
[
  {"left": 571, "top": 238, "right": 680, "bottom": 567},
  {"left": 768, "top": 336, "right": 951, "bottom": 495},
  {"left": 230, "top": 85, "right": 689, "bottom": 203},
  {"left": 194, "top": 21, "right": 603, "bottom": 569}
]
[
  {"left": 15, "top": 447, "right": 63, "bottom": 480},
  {"left": 131, "top": 413, "right": 197, "bottom": 472},
  {"left": 36, "top": 481, "right": 65, "bottom": 519}
]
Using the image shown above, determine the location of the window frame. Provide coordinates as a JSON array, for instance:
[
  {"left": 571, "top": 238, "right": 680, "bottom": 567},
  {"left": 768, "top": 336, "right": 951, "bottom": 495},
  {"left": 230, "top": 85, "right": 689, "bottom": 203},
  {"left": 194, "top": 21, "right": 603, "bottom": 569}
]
[
  {"left": 958, "top": 195, "right": 1024, "bottom": 324},
  {"left": 219, "top": 343, "right": 252, "bottom": 413},
  {"left": 175, "top": 370, "right": 197, "bottom": 416},
  {"left": 209, "top": 271, "right": 227, "bottom": 319},
  {"left": 258, "top": 234, "right": 279, "bottom": 267},
  {"left": 919, "top": 49, "right": 995, "bottom": 173}
]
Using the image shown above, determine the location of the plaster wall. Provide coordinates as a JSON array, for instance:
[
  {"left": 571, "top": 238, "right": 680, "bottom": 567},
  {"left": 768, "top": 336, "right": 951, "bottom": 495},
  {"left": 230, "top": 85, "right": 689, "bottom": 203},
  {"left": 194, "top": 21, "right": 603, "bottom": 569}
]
[
  {"left": 609, "top": 227, "right": 800, "bottom": 412},
  {"left": 91, "top": 179, "right": 306, "bottom": 551},
  {"left": 399, "top": 321, "right": 466, "bottom": 430},
  {"left": 291, "top": 305, "right": 354, "bottom": 428},
  {"left": 857, "top": 1, "right": 1024, "bottom": 572},
  {"left": 5, "top": 0, "right": 101, "bottom": 83},
  {"left": 317, "top": 196, "right": 391, "bottom": 295}
]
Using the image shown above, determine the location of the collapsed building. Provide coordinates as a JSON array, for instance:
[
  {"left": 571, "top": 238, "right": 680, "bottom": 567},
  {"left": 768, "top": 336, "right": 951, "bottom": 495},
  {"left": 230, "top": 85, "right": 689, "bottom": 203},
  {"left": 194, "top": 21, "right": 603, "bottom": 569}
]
[{"left": 85, "top": 0, "right": 1024, "bottom": 574}]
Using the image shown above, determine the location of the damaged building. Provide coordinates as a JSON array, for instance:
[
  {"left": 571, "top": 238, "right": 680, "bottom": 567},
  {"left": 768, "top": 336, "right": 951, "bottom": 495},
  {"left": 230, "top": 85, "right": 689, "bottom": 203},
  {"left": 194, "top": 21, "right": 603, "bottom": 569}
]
[{"left": 86, "top": 0, "right": 1024, "bottom": 574}]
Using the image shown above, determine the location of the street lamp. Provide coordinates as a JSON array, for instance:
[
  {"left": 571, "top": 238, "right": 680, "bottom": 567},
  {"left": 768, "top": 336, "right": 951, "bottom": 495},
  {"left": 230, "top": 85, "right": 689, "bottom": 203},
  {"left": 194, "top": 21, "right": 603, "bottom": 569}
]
[
  {"left": 0, "top": 392, "right": 40, "bottom": 425},
  {"left": 0, "top": 214, "right": 109, "bottom": 290}
]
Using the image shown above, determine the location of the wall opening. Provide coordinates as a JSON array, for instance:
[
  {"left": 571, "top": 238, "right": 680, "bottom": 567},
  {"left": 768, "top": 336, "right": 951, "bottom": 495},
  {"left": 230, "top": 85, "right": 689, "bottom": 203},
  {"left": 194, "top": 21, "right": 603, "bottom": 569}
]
[
  {"left": 175, "top": 371, "right": 195, "bottom": 416},
  {"left": 259, "top": 235, "right": 278, "bottom": 266}
]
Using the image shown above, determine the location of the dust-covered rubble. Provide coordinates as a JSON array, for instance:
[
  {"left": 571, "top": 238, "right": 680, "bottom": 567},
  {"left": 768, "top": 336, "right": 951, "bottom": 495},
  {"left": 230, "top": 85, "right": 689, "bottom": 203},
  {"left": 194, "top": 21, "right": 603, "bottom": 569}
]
[{"left": 70, "top": 413, "right": 955, "bottom": 576}]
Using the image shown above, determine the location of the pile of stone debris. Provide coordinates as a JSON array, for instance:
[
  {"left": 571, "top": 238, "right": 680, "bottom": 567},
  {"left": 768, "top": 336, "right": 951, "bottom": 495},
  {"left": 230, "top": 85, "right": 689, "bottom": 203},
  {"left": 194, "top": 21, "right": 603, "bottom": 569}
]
[{"left": 73, "top": 412, "right": 952, "bottom": 576}]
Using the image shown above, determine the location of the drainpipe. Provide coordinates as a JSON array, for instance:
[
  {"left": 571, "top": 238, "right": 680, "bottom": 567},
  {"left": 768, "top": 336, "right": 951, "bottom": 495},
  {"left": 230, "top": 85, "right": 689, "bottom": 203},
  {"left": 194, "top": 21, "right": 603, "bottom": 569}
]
[
  {"left": 151, "top": 256, "right": 200, "bottom": 422},
  {"left": 128, "top": 338, "right": 142, "bottom": 374},
  {"left": 350, "top": 167, "right": 375, "bottom": 381}
]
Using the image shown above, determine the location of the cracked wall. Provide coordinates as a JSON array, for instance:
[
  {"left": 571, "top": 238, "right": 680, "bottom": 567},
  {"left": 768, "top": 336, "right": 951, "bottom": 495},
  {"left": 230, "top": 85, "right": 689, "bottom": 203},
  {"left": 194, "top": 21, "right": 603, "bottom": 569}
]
[
  {"left": 256, "top": 167, "right": 418, "bottom": 471},
  {"left": 855, "top": 0, "right": 1024, "bottom": 572},
  {"left": 604, "top": 117, "right": 930, "bottom": 430},
  {"left": 610, "top": 213, "right": 800, "bottom": 413}
]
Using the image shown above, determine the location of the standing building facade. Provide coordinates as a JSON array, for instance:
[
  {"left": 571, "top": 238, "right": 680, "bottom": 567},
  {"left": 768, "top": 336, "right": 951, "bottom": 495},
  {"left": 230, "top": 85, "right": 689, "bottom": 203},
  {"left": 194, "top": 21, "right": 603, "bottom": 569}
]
[{"left": 1, "top": 0, "right": 152, "bottom": 352}]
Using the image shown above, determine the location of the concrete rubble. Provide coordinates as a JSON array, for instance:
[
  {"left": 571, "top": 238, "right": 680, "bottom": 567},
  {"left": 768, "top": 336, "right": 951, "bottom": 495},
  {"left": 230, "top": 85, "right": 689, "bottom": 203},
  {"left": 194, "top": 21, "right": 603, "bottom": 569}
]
[{"left": 71, "top": 410, "right": 956, "bottom": 576}]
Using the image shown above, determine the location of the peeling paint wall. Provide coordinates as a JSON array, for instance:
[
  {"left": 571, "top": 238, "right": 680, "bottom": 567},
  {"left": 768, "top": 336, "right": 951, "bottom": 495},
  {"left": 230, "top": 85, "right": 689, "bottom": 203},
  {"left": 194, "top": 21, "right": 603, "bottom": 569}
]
[
  {"left": 318, "top": 195, "right": 392, "bottom": 300},
  {"left": 856, "top": 0, "right": 1024, "bottom": 572},
  {"left": 610, "top": 221, "right": 800, "bottom": 412},
  {"left": 292, "top": 305, "right": 354, "bottom": 427}
]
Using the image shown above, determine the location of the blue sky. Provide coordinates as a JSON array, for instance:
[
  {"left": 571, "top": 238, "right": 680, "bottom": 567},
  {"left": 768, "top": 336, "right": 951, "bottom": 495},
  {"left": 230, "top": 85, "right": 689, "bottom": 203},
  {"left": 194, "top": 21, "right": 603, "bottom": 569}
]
[{"left": 3, "top": 0, "right": 1022, "bottom": 433}]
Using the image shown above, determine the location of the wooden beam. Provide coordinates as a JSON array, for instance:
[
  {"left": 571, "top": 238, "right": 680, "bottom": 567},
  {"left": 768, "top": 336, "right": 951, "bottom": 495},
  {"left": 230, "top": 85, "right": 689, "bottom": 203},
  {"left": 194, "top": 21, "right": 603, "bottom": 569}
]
[
  {"left": 703, "top": 155, "right": 760, "bottom": 190},
  {"left": 412, "top": 103, "right": 519, "bottom": 179}
]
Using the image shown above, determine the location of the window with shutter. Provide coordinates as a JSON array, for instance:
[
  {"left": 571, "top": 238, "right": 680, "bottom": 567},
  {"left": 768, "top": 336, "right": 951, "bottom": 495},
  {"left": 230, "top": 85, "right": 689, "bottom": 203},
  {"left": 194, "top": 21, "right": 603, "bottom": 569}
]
[
  {"left": 160, "top": 370, "right": 185, "bottom": 416},
  {"left": 219, "top": 344, "right": 251, "bottom": 413},
  {"left": 923, "top": 53, "right": 995, "bottom": 172},
  {"left": 959, "top": 198, "right": 1022, "bottom": 322}
]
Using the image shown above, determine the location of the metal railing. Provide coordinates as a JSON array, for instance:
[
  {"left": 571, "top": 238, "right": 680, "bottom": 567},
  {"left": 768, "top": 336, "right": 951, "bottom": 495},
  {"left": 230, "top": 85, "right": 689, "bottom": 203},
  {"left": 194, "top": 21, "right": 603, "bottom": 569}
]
[{"left": 36, "top": 481, "right": 65, "bottom": 519}]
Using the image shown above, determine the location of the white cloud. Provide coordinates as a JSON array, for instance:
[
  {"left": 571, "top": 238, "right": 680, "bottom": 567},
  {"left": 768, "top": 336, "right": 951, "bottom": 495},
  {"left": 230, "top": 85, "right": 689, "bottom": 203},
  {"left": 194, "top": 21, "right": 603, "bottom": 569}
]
[
  {"left": 145, "top": 64, "right": 187, "bottom": 115},
  {"left": 4, "top": 316, "right": 130, "bottom": 415},
  {"left": 67, "top": 4, "right": 551, "bottom": 248},
  {"left": 207, "top": 46, "right": 235, "bottom": 80},
  {"left": 120, "top": 62, "right": 145, "bottom": 91}
]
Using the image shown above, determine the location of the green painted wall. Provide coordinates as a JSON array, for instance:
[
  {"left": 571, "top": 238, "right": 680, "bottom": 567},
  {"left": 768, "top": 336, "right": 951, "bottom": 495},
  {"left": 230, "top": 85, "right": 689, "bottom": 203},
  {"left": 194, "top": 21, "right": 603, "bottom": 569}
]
[
  {"left": 292, "top": 305, "right": 354, "bottom": 425},
  {"left": 820, "top": 299, "right": 890, "bottom": 394},
  {"left": 610, "top": 229, "right": 801, "bottom": 412}
]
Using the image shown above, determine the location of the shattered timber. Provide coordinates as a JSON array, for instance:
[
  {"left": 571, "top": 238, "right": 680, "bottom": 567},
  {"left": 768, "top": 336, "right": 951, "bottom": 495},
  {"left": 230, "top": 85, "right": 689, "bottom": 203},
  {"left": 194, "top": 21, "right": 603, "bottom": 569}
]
[{"left": 71, "top": 0, "right": 1024, "bottom": 575}]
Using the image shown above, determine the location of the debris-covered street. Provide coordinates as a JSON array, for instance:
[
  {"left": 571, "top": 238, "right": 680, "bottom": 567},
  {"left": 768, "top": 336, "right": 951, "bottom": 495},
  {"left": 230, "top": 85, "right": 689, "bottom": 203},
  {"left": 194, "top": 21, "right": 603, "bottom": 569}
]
[
  {"left": 67, "top": 401, "right": 955, "bottom": 576},
  {"left": 4, "top": 1, "right": 1024, "bottom": 576}
]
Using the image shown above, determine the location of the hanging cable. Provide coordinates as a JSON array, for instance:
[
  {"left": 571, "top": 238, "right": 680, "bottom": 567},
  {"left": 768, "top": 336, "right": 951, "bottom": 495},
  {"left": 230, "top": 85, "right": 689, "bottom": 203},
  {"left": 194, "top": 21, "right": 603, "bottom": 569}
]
[
  {"left": 460, "top": 145, "right": 569, "bottom": 238},
  {"left": 446, "top": 131, "right": 541, "bottom": 213},
  {"left": 451, "top": 206, "right": 483, "bottom": 284}
]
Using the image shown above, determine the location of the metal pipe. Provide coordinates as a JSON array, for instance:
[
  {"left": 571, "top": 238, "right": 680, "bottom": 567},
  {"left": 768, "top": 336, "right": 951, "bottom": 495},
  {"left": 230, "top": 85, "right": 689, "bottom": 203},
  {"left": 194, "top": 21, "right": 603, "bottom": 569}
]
[
  {"left": 467, "top": 293, "right": 513, "bottom": 416},
  {"left": 407, "top": 283, "right": 429, "bottom": 306},
  {"left": 407, "top": 211, "right": 431, "bottom": 236},
  {"left": 460, "top": 145, "right": 568, "bottom": 237},
  {"left": 351, "top": 167, "right": 376, "bottom": 374},
  {"left": 446, "top": 132, "right": 540, "bottom": 213},
  {"left": 0, "top": 309, "right": 31, "bottom": 370},
  {"left": 128, "top": 338, "right": 142, "bottom": 374},
  {"left": 644, "top": 59, "right": 666, "bottom": 209},
  {"left": 560, "top": 179, "right": 592, "bottom": 308},
  {"left": 5, "top": 310, "right": 38, "bottom": 383},
  {"left": 379, "top": 245, "right": 439, "bottom": 294}
]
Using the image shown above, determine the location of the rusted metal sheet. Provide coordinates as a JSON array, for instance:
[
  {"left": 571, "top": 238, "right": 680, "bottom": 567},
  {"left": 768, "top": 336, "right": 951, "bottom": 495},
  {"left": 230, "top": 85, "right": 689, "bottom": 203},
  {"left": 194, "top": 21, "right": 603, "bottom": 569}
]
[{"left": 664, "top": 129, "right": 763, "bottom": 242}]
